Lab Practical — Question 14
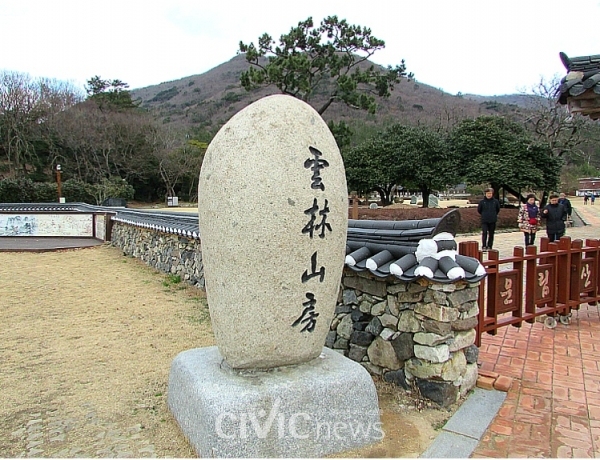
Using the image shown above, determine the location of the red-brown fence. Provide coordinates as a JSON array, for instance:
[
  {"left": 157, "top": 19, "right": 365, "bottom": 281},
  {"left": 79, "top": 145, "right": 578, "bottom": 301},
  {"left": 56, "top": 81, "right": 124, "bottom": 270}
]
[{"left": 459, "top": 237, "right": 600, "bottom": 346}]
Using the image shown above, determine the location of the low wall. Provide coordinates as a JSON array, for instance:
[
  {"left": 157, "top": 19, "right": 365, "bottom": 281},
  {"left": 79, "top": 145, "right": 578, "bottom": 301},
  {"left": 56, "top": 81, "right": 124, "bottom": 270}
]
[
  {"left": 0, "top": 211, "right": 112, "bottom": 239},
  {"left": 331, "top": 271, "right": 479, "bottom": 407},
  {"left": 111, "top": 221, "right": 478, "bottom": 406},
  {"left": 111, "top": 222, "right": 205, "bottom": 288}
]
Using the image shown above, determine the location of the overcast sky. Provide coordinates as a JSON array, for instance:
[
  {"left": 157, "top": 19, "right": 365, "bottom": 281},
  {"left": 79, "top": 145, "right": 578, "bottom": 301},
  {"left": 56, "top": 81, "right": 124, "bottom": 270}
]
[{"left": 2, "top": 0, "right": 599, "bottom": 96}]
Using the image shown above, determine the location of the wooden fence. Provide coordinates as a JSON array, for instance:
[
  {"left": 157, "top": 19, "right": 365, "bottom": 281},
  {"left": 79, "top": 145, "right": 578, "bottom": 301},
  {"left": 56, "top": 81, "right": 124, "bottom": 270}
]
[{"left": 459, "top": 237, "right": 600, "bottom": 347}]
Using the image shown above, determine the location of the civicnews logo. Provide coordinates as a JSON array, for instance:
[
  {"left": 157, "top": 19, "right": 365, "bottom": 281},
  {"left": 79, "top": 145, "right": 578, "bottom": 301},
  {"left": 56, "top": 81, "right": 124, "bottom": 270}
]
[{"left": 214, "top": 398, "right": 384, "bottom": 441}]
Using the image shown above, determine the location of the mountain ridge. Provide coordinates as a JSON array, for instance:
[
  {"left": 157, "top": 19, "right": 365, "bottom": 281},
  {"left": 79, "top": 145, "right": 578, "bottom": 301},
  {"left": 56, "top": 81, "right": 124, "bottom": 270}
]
[{"left": 131, "top": 54, "right": 536, "bottom": 131}]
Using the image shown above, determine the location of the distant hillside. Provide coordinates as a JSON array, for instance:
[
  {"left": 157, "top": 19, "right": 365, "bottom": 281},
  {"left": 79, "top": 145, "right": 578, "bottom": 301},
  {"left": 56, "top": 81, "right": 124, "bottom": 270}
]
[
  {"left": 132, "top": 54, "right": 535, "bottom": 132},
  {"left": 463, "top": 93, "right": 543, "bottom": 110}
]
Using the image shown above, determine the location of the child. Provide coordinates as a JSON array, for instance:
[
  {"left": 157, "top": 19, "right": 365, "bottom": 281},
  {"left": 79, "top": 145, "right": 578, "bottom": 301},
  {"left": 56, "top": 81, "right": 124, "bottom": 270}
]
[{"left": 477, "top": 187, "right": 500, "bottom": 251}]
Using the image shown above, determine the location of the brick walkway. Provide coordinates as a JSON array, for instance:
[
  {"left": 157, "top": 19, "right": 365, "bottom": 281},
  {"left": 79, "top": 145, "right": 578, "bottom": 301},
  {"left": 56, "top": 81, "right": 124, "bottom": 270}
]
[{"left": 455, "top": 198, "right": 600, "bottom": 458}]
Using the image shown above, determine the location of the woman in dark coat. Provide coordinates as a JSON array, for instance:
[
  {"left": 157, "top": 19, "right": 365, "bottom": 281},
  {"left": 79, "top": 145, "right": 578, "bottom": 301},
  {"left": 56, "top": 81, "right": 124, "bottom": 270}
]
[{"left": 542, "top": 194, "right": 568, "bottom": 242}]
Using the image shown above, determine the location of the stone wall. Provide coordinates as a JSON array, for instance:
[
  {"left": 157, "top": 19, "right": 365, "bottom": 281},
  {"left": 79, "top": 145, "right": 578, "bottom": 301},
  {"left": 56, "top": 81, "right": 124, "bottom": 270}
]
[
  {"left": 111, "top": 222, "right": 205, "bottom": 289},
  {"left": 329, "top": 270, "right": 480, "bottom": 407},
  {"left": 111, "top": 221, "right": 479, "bottom": 406}
]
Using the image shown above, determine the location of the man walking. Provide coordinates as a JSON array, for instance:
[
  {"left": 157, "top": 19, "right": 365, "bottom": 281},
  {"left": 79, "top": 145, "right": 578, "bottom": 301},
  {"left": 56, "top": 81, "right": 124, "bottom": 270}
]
[
  {"left": 477, "top": 187, "right": 501, "bottom": 251},
  {"left": 542, "top": 194, "right": 568, "bottom": 242},
  {"left": 558, "top": 193, "right": 572, "bottom": 228}
]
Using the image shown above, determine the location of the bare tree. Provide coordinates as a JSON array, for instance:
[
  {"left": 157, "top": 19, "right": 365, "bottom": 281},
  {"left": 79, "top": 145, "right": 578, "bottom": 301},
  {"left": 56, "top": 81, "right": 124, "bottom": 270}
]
[{"left": 0, "top": 71, "right": 83, "bottom": 176}]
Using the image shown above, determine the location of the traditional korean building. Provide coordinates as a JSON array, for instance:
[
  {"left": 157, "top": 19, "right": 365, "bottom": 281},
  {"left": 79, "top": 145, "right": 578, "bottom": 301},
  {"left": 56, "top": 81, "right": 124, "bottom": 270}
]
[{"left": 556, "top": 52, "right": 600, "bottom": 120}]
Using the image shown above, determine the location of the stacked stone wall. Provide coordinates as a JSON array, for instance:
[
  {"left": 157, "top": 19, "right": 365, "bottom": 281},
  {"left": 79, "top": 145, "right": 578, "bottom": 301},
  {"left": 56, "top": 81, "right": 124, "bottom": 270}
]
[
  {"left": 329, "top": 270, "right": 480, "bottom": 407},
  {"left": 111, "top": 222, "right": 205, "bottom": 289},
  {"left": 111, "top": 221, "right": 479, "bottom": 406}
]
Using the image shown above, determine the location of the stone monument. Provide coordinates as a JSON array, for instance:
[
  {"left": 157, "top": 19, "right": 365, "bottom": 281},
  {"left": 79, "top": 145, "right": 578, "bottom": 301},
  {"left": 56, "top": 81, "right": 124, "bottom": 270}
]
[{"left": 168, "top": 95, "right": 381, "bottom": 457}]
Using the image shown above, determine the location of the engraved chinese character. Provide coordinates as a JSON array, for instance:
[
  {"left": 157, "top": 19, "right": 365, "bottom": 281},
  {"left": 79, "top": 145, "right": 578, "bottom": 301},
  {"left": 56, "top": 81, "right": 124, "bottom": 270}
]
[
  {"left": 304, "top": 146, "right": 329, "bottom": 191},
  {"left": 292, "top": 293, "right": 319, "bottom": 332},
  {"left": 302, "top": 251, "right": 325, "bottom": 283},
  {"left": 302, "top": 198, "right": 332, "bottom": 239}
]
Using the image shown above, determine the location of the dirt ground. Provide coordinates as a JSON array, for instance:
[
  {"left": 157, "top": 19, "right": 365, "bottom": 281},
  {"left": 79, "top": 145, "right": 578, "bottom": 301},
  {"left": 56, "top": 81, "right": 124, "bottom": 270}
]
[{"left": 0, "top": 245, "right": 461, "bottom": 458}]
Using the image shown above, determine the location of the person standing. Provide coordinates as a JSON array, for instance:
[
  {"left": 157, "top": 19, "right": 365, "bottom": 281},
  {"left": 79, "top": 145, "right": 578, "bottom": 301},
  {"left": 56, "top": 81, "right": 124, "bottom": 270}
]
[
  {"left": 542, "top": 194, "right": 568, "bottom": 242},
  {"left": 592, "top": 194, "right": 596, "bottom": 205},
  {"left": 477, "top": 187, "right": 500, "bottom": 251},
  {"left": 558, "top": 192, "right": 572, "bottom": 227},
  {"left": 518, "top": 194, "right": 540, "bottom": 246},
  {"left": 584, "top": 193, "right": 589, "bottom": 205}
]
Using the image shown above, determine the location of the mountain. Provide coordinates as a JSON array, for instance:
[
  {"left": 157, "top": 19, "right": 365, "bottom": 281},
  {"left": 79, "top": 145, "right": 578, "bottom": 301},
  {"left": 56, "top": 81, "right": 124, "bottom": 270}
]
[{"left": 131, "top": 54, "right": 533, "bottom": 132}]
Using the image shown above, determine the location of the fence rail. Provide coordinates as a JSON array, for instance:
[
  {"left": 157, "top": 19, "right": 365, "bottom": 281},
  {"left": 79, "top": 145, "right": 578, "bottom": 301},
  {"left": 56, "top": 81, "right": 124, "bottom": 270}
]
[{"left": 459, "top": 237, "right": 600, "bottom": 346}]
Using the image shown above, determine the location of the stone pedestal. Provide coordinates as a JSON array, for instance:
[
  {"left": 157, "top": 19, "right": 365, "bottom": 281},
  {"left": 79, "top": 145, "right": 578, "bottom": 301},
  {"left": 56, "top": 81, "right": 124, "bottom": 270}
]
[{"left": 168, "top": 346, "right": 381, "bottom": 458}]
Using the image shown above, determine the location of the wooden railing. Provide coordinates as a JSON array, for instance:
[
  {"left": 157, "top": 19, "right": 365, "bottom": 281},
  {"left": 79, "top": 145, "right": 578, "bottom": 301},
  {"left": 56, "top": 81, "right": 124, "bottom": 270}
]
[{"left": 459, "top": 237, "right": 600, "bottom": 346}]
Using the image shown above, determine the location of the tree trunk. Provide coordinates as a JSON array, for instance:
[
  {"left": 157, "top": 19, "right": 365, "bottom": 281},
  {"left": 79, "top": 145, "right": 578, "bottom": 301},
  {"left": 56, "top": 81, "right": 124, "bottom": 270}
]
[
  {"left": 373, "top": 185, "right": 394, "bottom": 206},
  {"left": 420, "top": 187, "right": 431, "bottom": 208}
]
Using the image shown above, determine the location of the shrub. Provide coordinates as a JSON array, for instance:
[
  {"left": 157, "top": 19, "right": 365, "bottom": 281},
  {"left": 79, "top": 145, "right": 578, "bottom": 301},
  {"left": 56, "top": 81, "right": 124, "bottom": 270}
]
[
  {"left": 0, "top": 178, "right": 37, "bottom": 203},
  {"left": 33, "top": 182, "right": 58, "bottom": 202},
  {"left": 61, "top": 179, "right": 96, "bottom": 204}
]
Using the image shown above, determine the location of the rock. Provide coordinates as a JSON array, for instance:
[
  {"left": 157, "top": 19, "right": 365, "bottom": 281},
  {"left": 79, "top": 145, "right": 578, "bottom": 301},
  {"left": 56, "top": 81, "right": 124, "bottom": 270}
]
[
  {"left": 344, "top": 275, "right": 387, "bottom": 297},
  {"left": 379, "top": 313, "right": 398, "bottom": 329},
  {"left": 198, "top": 94, "right": 348, "bottom": 369},
  {"left": 371, "top": 301, "right": 387, "bottom": 316},
  {"left": 441, "top": 351, "right": 467, "bottom": 381},
  {"left": 351, "top": 308, "right": 371, "bottom": 323},
  {"left": 380, "top": 328, "right": 395, "bottom": 341},
  {"left": 358, "top": 300, "right": 371, "bottom": 313},
  {"left": 387, "top": 295, "right": 399, "bottom": 316},
  {"left": 414, "top": 302, "right": 460, "bottom": 322},
  {"left": 333, "top": 337, "right": 349, "bottom": 349},
  {"left": 367, "top": 337, "right": 402, "bottom": 370},
  {"left": 463, "top": 344, "right": 479, "bottom": 364},
  {"left": 353, "top": 321, "right": 370, "bottom": 331},
  {"left": 396, "top": 291, "right": 424, "bottom": 303},
  {"left": 365, "top": 317, "right": 383, "bottom": 336},
  {"left": 387, "top": 283, "right": 407, "bottom": 294},
  {"left": 336, "top": 314, "right": 353, "bottom": 339},
  {"left": 423, "top": 289, "right": 448, "bottom": 304},
  {"left": 458, "top": 363, "right": 479, "bottom": 396},
  {"left": 330, "top": 316, "right": 341, "bottom": 330},
  {"left": 391, "top": 332, "right": 414, "bottom": 361},
  {"left": 414, "top": 344, "right": 450, "bottom": 363},
  {"left": 361, "top": 362, "right": 383, "bottom": 376},
  {"left": 447, "top": 288, "right": 478, "bottom": 308},
  {"left": 423, "top": 319, "right": 452, "bottom": 335},
  {"left": 350, "top": 331, "right": 375, "bottom": 347},
  {"left": 415, "top": 379, "right": 459, "bottom": 408},
  {"left": 413, "top": 332, "right": 452, "bottom": 347},
  {"left": 325, "top": 330, "right": 336, "bottom": 348},
  {"left": 459, "top": 302, "right": 479, "bottom": 319},
  {"left": 451, "top": 316, "right": 478, "bottom": 331},
  {"left": 405, "top": 358, "right": 443, "bottom": 379},
  {"left": 397, "top": 310, "right": 421, "bottom": 333},
  {"left": 342, "top": 289, "right": 358, "bottom": 305},
  {"left": 448, "top": 329, "right": 476, "bottom": 352},
  {"left": 334, "top": 304, "right": 352, "bottom": 315},
  {"left": 383, "top": 369, "right": 411, "bottom": 390},
  {"left": 348, "top": 344, "right": 368, "bottom": 362}
]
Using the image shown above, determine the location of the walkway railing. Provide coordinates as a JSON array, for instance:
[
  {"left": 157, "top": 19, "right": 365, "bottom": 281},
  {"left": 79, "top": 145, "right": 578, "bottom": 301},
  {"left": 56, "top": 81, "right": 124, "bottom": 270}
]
[{"left": 459, "top": 237, "right": 600, "bottom": 346}]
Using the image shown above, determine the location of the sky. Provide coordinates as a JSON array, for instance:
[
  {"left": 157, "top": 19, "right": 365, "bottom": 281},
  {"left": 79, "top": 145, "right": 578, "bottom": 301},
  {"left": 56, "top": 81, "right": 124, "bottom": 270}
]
[{"left": 1, "top": 0, "right": 599, "bottom": 96}]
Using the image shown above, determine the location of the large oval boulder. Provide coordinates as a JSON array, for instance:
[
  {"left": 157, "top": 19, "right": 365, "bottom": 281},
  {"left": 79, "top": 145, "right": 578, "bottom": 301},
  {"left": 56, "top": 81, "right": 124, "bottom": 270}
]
[{"left": 198, "top": 95, "right": 348, "bottom": 369}]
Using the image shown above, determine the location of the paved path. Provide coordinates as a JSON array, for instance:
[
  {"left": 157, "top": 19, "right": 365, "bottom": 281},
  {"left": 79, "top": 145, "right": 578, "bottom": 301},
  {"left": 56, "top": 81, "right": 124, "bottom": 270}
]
[
  {"left": 455, "top": 197, "right": 600, "bottom": 458},
  {"left": 0, "top": 237, "right": 103, "bottom": 252}
]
